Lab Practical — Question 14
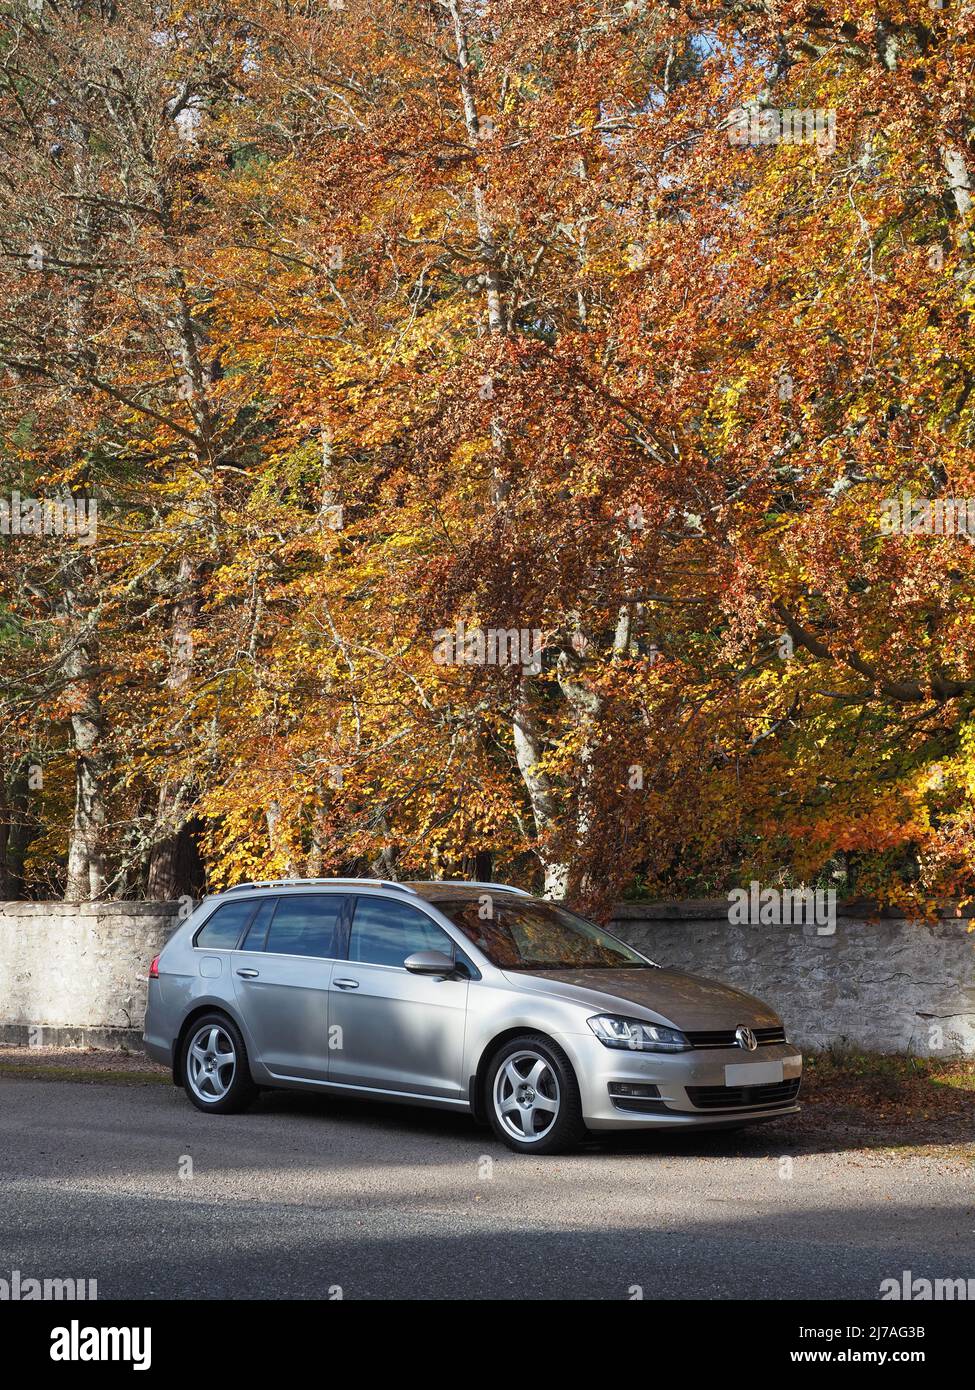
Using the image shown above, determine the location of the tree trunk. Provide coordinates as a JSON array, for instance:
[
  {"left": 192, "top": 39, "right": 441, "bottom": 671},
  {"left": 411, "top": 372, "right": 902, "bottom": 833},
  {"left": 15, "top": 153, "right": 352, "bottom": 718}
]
[
  {"left": 62, "top": 596, "right": 109, "bottom": 901},
  {"left": 61, "top": 156, "right": 108, "bottom": 901},
  {"left": 462, "top": 850, "right": 494, "bottom": 882},
  {"left": 449, "top": 3, "right": 568, "bottom": 890},
  {"left": 145, "top": 818, "right": 205, "bottom": 900},
  {"left": 448, "top": 0, "right": 509, "bottom": 511},
  {"left": 0, "top": 759, "right": 36, "bottom": 899},
  {"left": 266, "top": 800, "right": 298, "bottom": 877},
  {"left": 941, "top": 145, "right": 973, "bottom": 259},
  {"left": 513, "top": 679, "right": 568, "bottom": 898},
  {"left": 147, "top": 555, "right": 200, "bottom": 898}
]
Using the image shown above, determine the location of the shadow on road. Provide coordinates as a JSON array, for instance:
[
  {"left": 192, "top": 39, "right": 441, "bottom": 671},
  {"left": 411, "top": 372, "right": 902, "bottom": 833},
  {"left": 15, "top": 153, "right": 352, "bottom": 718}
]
[{"left": 247, "top": 1084, "right": 973, "bottom": 1160}]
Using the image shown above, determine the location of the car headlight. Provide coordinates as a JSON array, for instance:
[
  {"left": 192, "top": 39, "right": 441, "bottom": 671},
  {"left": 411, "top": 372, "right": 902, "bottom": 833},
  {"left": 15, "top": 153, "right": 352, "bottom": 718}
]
[{"left": 587, "top": 1014, "right": 690, "bottom": 1052}]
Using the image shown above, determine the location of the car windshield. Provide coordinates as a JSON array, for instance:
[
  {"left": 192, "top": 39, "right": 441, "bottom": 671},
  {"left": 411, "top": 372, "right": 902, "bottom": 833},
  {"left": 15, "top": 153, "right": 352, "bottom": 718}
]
[{"left": 434, "top": 897, "right": 651, "bottom": 970}]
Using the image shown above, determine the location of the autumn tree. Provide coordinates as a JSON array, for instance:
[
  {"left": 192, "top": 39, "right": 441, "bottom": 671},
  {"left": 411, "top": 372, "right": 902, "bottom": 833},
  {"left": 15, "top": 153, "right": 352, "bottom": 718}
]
[{"left": 1, "top": 0, "right": 974, "bottom": 914}]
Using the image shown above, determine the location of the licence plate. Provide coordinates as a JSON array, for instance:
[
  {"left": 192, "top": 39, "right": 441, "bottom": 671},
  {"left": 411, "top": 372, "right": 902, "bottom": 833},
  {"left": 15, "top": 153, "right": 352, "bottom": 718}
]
[{"left": 724, "top": 1060, "right": 784, "bottom": 1086}]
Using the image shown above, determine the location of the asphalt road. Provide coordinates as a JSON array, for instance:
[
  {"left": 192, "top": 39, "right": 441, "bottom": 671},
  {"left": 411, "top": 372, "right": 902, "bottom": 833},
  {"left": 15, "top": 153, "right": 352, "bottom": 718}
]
[{"left": 1, "top": 1077, "right": 972, "bottom": 1300}]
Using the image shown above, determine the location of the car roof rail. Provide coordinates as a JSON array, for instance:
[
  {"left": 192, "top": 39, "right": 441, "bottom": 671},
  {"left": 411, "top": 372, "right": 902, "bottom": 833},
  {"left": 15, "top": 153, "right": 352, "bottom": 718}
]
[
  {"left": 223, "top": 877, "right": 418, "bottom": 895},
  {"left": 428, "top": 880, "right": 533, "bottom": 897},
  {"left": 222, "top": 877, "right": 530, "bottom": 897}
]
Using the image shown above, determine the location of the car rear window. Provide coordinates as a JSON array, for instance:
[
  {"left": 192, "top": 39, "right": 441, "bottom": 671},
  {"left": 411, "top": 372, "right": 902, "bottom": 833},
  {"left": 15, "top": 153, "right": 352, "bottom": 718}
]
[
  {"left": 239, "top": 898, "right": 277, "bottom": 951},
  {"left": 263, "top": 895, "right": 344, "bottom": 959},
  {"left": 195, "top": 899, "right": 258, "bottom": 950}
]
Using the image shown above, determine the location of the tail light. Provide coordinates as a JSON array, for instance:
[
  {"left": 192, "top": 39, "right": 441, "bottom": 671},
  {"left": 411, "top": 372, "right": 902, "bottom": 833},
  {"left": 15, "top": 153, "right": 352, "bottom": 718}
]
[{"left": 149, "top": 955, "right": 160, "bottom": 980}]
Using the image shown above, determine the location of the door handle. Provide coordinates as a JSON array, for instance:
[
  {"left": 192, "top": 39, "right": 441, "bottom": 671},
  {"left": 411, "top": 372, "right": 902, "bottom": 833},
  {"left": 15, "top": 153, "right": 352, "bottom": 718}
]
[
  {"left": 334, "top": 978, "right": 359, "bottom": 989},
  {"left": 236, "top": 968, "right": 260, "bottom": 978}
]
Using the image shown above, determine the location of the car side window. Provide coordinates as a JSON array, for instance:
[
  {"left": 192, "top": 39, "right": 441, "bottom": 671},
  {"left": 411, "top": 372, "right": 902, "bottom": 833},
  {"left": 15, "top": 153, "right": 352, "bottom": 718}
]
[
  {"left": 195, "top": 899, "right": 257, "bottom": 950},
  {"left": 239, "top": 898, "right": 277, "bottom": 952},
  {"left": 348, "top": 897, "right": 454, "bottom": 968},
  {"left": 263, "top": 895, "right": 344, "bottom": 959}
]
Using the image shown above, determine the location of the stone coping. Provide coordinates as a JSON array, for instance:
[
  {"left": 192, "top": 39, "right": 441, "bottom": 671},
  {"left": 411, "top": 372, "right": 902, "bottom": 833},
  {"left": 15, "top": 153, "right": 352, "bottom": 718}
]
[{"left": 0, "top": 897, "right": 973, "bottom": 921}]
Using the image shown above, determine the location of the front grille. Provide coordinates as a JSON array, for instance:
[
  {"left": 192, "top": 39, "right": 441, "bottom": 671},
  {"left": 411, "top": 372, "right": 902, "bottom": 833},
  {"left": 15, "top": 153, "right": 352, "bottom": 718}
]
[
  {"left": 684, "top": 1025, "right": 787, "bottom": 1049},
  {"left": 686, "top": 1078, "right": 801, "bottom": 1110}
]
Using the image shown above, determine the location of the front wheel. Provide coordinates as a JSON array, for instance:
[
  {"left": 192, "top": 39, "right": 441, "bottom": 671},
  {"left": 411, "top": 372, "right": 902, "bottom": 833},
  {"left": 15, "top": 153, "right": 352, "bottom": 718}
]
[
  {"left": 486, "top": 1034, "right": 587, "bottom": 1154},
  {"left": 181, "top": 1013, "right": 257, "bottom": 1115}
]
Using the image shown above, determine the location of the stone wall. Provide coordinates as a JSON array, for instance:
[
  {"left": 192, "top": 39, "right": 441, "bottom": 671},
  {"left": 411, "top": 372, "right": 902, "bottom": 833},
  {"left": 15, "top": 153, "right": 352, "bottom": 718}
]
[
  {"left": 0, "top": 901, "right": 181, "bottom": 1049},
  {"left": 0, "top": 898, "right": 973, "bottom": 1055}
]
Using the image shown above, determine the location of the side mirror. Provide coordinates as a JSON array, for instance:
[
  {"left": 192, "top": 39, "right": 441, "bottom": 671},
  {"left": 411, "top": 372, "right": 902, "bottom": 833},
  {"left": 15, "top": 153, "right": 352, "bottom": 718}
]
[{"left": 404, "top": 949, "right": 456, "bottom": 977}]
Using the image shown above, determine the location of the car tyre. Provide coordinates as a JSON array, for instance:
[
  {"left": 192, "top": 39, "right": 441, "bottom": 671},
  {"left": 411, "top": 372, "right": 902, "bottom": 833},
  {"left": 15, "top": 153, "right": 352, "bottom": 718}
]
[
  {"left": 181, "top": 1012, "right": 257, "bottom": 1115},
  {"left": 486, "top": 1033, "right": 587, "bottom": 1154}
]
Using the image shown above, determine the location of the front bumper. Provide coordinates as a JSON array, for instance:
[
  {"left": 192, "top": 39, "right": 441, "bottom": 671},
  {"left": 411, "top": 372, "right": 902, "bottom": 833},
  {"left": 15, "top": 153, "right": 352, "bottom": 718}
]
[{"left": 556, "top": 1031, "right": 803, "bottom": 1131}]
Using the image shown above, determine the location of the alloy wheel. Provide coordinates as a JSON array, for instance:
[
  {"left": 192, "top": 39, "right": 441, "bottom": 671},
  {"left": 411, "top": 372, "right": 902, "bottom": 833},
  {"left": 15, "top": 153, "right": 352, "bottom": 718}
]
[
  {"left": 186, "top": 1023, "right": 237, "bottom": 1104},
  {"left": 493, "top": 1049, "right": 561, "bottom": 1143}
]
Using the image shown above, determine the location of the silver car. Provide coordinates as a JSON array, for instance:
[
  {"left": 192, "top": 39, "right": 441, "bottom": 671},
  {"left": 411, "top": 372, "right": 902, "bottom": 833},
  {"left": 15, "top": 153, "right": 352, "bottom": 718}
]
[{"left": 143, "top": 879, "right": 802, "bottom": 1153}]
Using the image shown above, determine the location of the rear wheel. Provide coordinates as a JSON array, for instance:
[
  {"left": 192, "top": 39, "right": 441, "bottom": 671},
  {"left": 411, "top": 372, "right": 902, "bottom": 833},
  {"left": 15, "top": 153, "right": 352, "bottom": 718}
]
[
  {"left": 486, "top": 1033, "right": 586, "bottom": 1154},
  {"left": 181, "top": 1013, "right": 257, "bottom": 1115}
]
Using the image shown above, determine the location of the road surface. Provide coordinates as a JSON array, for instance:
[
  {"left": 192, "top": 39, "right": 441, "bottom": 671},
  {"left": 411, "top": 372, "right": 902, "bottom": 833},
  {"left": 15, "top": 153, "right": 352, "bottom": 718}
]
[{"left": 1, "top": 1078, "right": 971, "bottom": 1299}]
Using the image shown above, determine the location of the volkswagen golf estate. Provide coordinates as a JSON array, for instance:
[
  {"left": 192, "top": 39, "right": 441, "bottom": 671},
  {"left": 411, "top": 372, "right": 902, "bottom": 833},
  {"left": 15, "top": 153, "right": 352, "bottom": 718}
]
[{"left": 143, "top": 878, "right": 802, "bottom": 1153}]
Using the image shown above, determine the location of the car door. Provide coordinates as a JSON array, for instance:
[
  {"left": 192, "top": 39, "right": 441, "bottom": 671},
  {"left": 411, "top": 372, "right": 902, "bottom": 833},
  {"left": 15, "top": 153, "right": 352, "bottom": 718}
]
[
  {"left": 328, "top": 895, "right": 470, "bottom": 1100},
  {"left": 231, "top": 893, "right": 346, "bottom": 1081}
]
